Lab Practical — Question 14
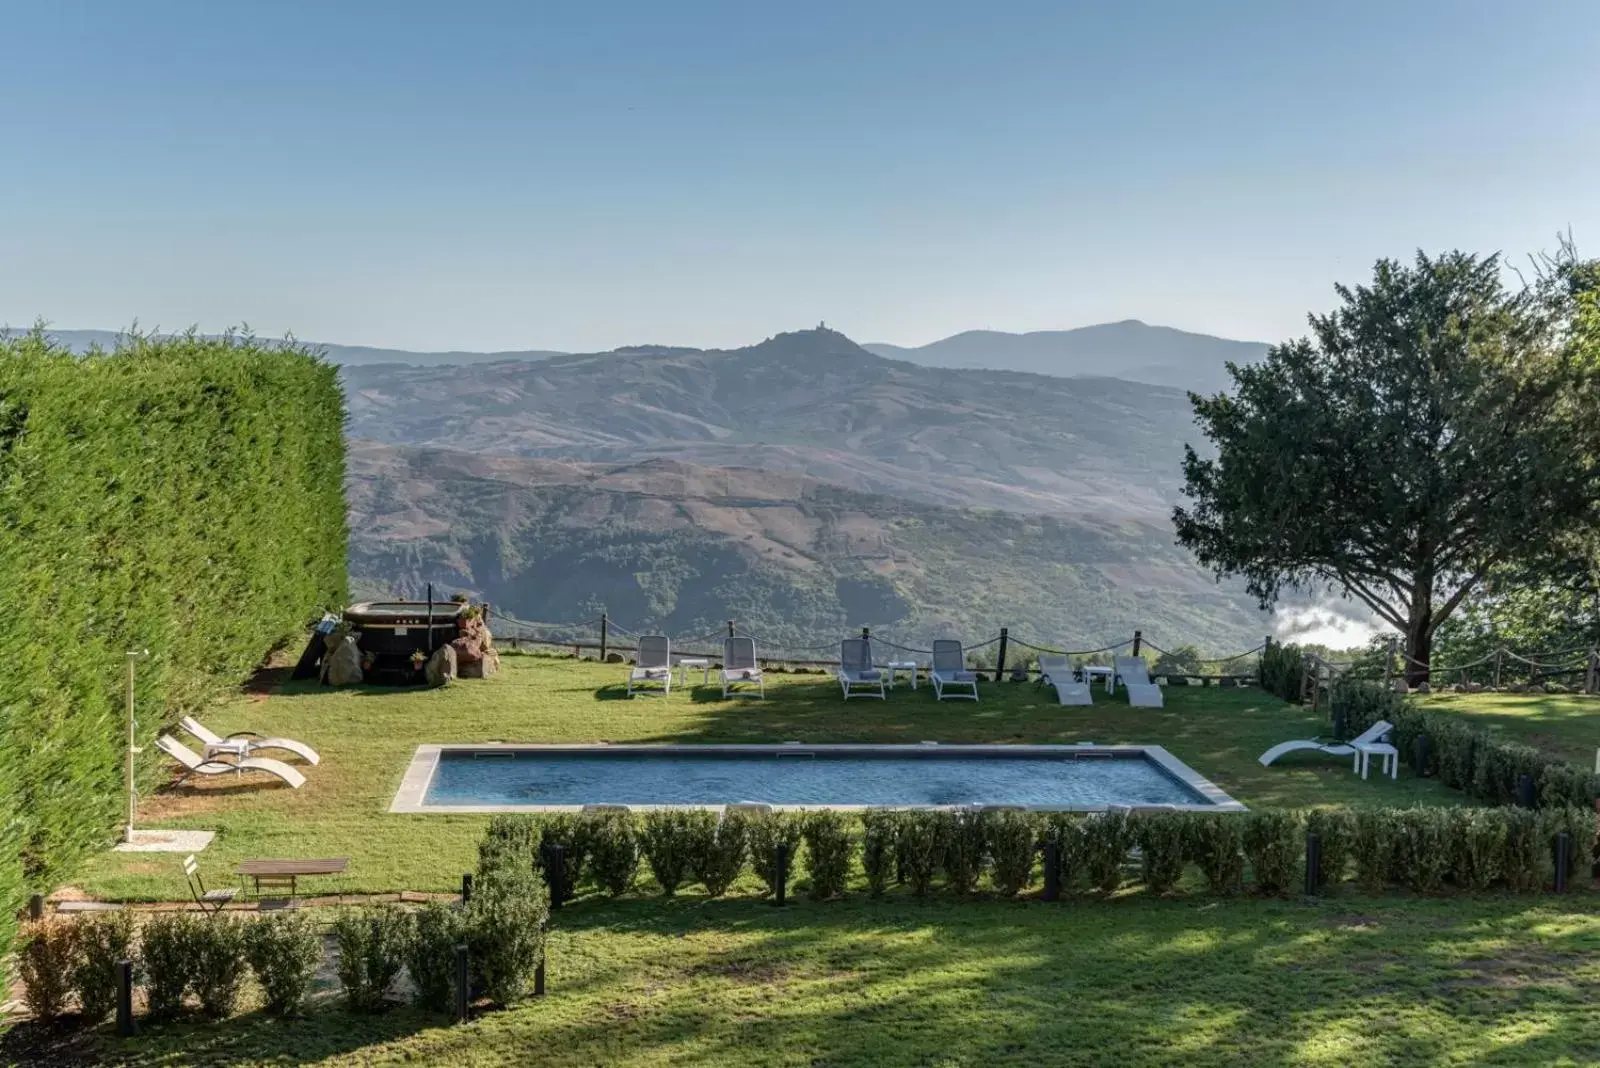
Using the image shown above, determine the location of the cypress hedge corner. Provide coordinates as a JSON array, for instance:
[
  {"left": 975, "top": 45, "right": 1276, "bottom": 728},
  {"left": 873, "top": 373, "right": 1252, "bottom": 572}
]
[{"left": 0, "top": 328, "right": 348, "bottom": 966}]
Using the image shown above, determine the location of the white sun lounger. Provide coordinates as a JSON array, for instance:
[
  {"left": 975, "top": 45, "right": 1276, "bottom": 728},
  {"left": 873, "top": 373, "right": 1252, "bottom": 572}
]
[
  {"left": 1258, "top": 720, "right": 1395, "bottom": 769},
  {"left": 1037, "top": 654, "right": 1092, "bottom": 706},
  {"left": 720, "top": 636, "right": 765, "bottom": 699},
  {"left": 180, "top": 715, "right": 321, "bottom": 765},
  {"left": 930, "top": 640, "right": 980, "bottom": 701},
  {"left": 838, "top": 638, "right": 886, "bottom": 700},
  {"left": 156, "top": 735, "right": 306, "bottom": 789},
  {"left": 627, "top": 635, "right": 673, "bottom": 697},
  {"left": 1113, "top": 655, "right": 1164, "bottom": 708}
]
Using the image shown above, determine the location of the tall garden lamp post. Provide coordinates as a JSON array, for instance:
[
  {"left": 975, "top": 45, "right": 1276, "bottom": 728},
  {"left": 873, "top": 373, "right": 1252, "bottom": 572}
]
[{"left": 123, "top": 648, "right": 150, "bottom": 844}]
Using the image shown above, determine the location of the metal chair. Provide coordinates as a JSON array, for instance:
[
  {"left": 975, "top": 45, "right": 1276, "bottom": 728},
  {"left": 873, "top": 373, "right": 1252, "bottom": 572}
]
[{"left": 183, "top": 854, "right": 237, "bottom": 916}]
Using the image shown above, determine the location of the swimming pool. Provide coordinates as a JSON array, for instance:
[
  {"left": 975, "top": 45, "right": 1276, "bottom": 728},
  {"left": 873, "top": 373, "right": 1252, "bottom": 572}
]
[{"left": 389, "top": 744, "right": 1244, "bottom": 812}]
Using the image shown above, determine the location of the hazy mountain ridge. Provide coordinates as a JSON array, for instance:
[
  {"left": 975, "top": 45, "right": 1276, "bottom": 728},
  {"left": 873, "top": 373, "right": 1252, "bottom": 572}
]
[{"left": 348, "top": 440, "right": 1270, "bottom": 652}]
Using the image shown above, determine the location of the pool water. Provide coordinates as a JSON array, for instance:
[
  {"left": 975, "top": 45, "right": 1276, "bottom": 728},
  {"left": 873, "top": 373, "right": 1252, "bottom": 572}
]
[{"left": 421, "top": 748, "right": 1214, "bottom": 808}]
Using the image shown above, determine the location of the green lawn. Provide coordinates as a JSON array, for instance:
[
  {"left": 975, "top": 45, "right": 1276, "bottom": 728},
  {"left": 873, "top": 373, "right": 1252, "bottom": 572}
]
[
  {"left": 1419, "top": 691, "right": 1600, "bottom": 769},
  {"left": 87, "top": 897, "right": 1600, "bottom": 1067},
  {"left": 48, "top": 655, "right": 1600, "bottom": 1065},
  {"left": 79, "top": 654, "right": 1462, "bottom": 902}
]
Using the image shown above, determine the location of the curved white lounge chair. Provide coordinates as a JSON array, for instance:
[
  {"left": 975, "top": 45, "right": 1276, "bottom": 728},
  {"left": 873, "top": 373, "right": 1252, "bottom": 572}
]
[
  {"left": 627, "top": 635, "right": 672, "bottom": 697},
  {"left": 1037, "top": 654, "right": 1091, "bottom": 706},
  {"left": 721, "top": 636, "right": 765, "bottom": 699},
  {"left": 1113, "top": 656, "right": 1164, "bottom": 708},
  {"left": 1258, "top": 720, "right": 1395, "bottom": 769},
  {"left": 157, "top": 735, "right": 307, "bottom": 789},
  {"left": 931, "top": 640, "right": 979, "bottom": 702},
  {"left": 180, "top": 715, "right": 320, "bottom": 765}
]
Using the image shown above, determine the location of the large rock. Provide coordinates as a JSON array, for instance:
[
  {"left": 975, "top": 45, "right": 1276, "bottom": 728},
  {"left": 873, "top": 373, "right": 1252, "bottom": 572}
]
[
  {"left": 426, "top": 644, "right": 458, "bottom": 687},
  {"left": 460, "top": 646, "right": 500, "bottom": 679},
  {"left": 321, "top": 632, "right": 364, "bottom": 686}
]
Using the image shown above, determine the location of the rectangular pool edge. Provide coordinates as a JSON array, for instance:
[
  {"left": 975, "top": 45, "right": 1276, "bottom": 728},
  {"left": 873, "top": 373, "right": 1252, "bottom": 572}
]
[{"left": 389, "top": 743, "right": 1248, "bottom": 814}]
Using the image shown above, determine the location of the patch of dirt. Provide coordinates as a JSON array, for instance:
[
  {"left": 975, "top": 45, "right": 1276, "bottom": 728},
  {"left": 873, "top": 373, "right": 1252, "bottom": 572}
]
[{"left": 686, "top": 957, "right": 791, "bottom": 984}]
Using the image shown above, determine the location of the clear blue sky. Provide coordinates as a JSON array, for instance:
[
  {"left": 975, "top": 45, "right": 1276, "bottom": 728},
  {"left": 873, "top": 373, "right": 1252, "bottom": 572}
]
[{"left": 3, "top": 0, "right": 1596, "bottom": 352}]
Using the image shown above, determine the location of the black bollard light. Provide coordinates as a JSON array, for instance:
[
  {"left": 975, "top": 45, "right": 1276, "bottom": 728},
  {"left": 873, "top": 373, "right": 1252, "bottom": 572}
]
[
  {"left": 460, "top": 873, "right": 472, "bottom": 905},
  {"left": 455, "top": 943, "right": 471, "bottom": 1024},
  {"left": 550, "top": 844, "right": 567, "bottom": 909},
  {"left": 1331, "top": 707, "right": 1348, "bottom": 742},
  {"left": 116, "top": 960, "right": 137, "bottom": 1037},
  {"left": 1304, "top": 832, "right": 1323, "bottom": 895},
  {"left": 1042, "top": 840, "right": 1061, "bottom": 901},
  {"left": 774, "top": 843, "right": 790, "bottom": 906},
  {"left": 1412, "top": 734, "right": 1431, "bottom": 778},
  {"left": 27, "top": 894, "right": 43, "bottom": 922},
  {"left": 1516, "top": 773, "right": 1536, "bottom": 809},
  {"left": 1554, "top": 832, "right": 1571, "bottom": 893}
]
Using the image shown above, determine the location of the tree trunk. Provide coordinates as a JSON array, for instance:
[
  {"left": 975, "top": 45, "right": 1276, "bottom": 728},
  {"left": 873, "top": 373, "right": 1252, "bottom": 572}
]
[{"left": 1404, "top": 611, "right": 1433, "bottom": 689}]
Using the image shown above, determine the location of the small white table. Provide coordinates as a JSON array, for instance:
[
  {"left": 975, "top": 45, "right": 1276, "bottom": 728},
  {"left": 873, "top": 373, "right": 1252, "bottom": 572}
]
[
  {"left": 1081, "top": 665, "right": 1115, "bottom": 693},
  {"left": 203, "top": 739, "right": 251, "bottom": 761},
  {"left": 1354, "top": 741, "right": 1399, "bottom": 780},
  {"left": 884, "top": 661, "right": 920, "bottom": 690},
  {"left": 677, "top": 658, "right": 712, "bottom": 688}
]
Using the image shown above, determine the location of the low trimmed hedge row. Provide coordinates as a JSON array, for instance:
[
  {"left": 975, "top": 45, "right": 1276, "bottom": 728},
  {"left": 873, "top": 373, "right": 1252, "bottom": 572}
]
[
  {"left": 20, "top": 841, "right": 550, "bottom": 1026},
  {"left": 479, "top": 804, "right": 1596, "bottom": 903},
  {"left": 1329, "top": 678, "right": 1600, "bottom": 808}
]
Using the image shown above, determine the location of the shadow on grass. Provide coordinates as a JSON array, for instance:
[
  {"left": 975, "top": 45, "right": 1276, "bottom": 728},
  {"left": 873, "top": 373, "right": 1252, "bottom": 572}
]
[{"left": 89, "top": 894, "right": 1600, "bottom": 1067}]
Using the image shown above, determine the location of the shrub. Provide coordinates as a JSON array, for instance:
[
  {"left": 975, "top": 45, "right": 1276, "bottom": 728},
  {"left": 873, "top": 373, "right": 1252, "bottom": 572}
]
[
  {"left": 1134, "top": 812, "right": 1187, "bottom": 895},
  {"left": 535, "top": 813, "right": 591, "bottom": 896},
  {"left": 1243, "top": 810, "right": 1302, "bottom": 895},
  {"left": 1472, "top": 741, "right": 1546, "bottom": 806},
  {"left": 1501, "top": 807, "right": 1544, "bottom": 891},
  {"left": 1351, "top": 809, "right": 1397, "bottom": 892},
  {"left": 72, "top": 910, "right": 136, "bottom": 1023},
  {"left": 0, "top": 331, "right": 347, "bottom": 979},
  {"left": 689, "top": 811, "right": 748, "bottom": 898},
  {"left": 245, "top": 912, "right": 323, "bottom": 1016},
  {"left": 749, "top": 812, "right": 805, "bottom": 899},
  {"left": 1329, "top": 676, "right": 1405, "bottom": 739},
  {"left": 1187, "top": 814, "right": 1246, "bottom": 894},
  {"left": 1538, "top": 762, "right": 1600, "bottom": 810},
  {"left": 641, "top": 811, "right": 700, "bottom": 897},
  {"left": 406, "top": 903, "right": 467, "bottom": 1013},
  {"left": 586, "top": 811, "right": 641, "bottom": 898},
  {"left": 1258, "top": 642, "right": 1304, "bottom": 702},
  {"left": 1391, "top": 808, "right": 1452, "bottom": 893},
  {"left": 941, "top": 811, "right": 987, "bottom": 896},
  {"left": 983, "top": 810, "right": 1038, "bottom": 896},
  {"left": 332, "top": 907, "right": 409, "bottom": 1012},
  {"left": 141, "top": 912, "right": 201, "bottom": 1019},
  {"left": 1540, "top": 805, "right": 1599, "bottom": 887},
  {"left": 860, "top": 809, "right": 900, "bottom": 897},
  {"left": 1448, "top": 808, "right": 1505, "bottom": 891},
  {"left": 1040, "top": 813, "right": 1084, "bottom": 891},
  {"left": 1429, "top": 716, "right": 1478, "bottom": 791},
  {"left": 1303, "top": 808, "right": 1354, "bottom": 888},
  {"left": 189, "top": 916, "right": 249, "bottom": 1019},
  {"left": 802, "top": 811, "right": 854, "bottom": 900},
  {"left": 466, "top": 865, "right": 550, "bottom": 1006},
  {"left": 480, "top": 815, "right": 540, "bottom": 882},
  {"left": 17, "top": 921, "right": 77, "bottom": 1022},
  {"left": 1080, "top": 810, "right": 1135, "bottom": 894},
  {"left": 895, "top": 811, "right": 945, "bottom": 897}
]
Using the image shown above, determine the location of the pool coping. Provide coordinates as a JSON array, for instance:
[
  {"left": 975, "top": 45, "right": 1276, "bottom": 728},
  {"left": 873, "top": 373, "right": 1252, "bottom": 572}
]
[{"left": 389, "top": 743, "right": 1246, "bottom": 814}]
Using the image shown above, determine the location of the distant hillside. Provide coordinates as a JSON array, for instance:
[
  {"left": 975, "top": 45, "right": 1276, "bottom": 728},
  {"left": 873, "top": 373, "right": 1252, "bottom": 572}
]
[
  {"left": 348, "top": 441, "right": 1270, "bottom": 653},
  {"left": 865, "top": 320, "right": 1269, "bottom": 394},
  {"left": 4, "top": 327, "right": 565, "bottom": 367},
  {"left": 340, "top": 327, "right": 1201, "bottom": 518}
]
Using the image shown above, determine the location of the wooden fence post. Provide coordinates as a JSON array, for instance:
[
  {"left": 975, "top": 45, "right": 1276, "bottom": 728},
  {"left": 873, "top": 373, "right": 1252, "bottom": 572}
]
[
  {"left": 995, "top": 627, "right": 1009, "bottom": 682},
  {"left": 1494, "top": 648, "right": 1503, "bottom": 690},
  {"left": 1131, "top": 630, "right": 1142, "bottom": 657},
  {"left": 599, "top": 612, "right": 609, "bottom": 662},
  {"left": 728, "top": 620, "right": 736, "bottom": 639}
]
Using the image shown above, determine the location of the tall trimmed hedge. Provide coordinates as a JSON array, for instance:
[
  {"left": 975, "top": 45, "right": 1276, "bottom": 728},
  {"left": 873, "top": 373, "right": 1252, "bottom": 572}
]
[{"left": 0, "top": 329, "right": 347, "bottom": 969}]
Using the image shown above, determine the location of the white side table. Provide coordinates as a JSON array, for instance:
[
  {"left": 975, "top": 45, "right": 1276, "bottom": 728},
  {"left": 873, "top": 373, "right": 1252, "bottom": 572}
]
[
  {"left": 884, "top": 661, "right": 919, "bottom": 690},
  {"left": 1354, "top": 741, "right": 1398, "bottom": 780},
  {"left": 1081, "top": 665, "right": 1115, "bottom": 693},
  {"left": 677, "top": 658, "right": 712, "bottom": 688}
]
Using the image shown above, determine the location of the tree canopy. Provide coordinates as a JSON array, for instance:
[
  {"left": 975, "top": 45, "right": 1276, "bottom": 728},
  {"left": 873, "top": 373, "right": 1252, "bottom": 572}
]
[{"left": 1174, "top": 249, "right": 1600, "bottom": 682}]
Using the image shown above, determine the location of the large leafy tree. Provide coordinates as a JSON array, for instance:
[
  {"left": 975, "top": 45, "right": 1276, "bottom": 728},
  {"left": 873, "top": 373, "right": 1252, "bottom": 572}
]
[{"left": 1175, "top": 249, "right": 1600, "bottom": 684}]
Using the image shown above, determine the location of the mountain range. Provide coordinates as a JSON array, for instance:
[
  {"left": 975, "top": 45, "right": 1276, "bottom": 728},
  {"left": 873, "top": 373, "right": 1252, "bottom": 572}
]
[{"left": 14, "top": 319, "right": 1270, "bottom": 391}]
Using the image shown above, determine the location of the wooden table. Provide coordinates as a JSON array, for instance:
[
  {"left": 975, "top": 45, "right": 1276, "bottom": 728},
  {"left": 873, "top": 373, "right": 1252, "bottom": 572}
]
[{"left": 236, "top": 857, "right": 348, "bottom": 899}]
